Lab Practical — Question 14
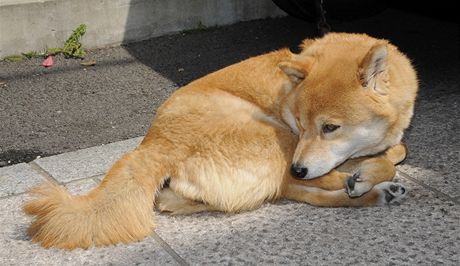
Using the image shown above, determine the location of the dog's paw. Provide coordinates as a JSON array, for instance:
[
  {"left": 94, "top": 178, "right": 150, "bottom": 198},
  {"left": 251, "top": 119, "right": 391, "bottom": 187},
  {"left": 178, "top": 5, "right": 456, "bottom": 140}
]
[
  {"left": 374, "top": 182, "right": 408, "bottom": 205},
  {"left": 156, "top": 199, "right": 193, "bottom": 215},
  {"left": 345, "top": 173, "right": 373, "bottom": 197}
]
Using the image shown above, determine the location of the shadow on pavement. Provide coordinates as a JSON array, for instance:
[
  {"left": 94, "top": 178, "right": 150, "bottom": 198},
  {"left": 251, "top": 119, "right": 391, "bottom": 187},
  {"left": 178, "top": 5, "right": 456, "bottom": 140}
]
[
  {"left": 122, "top": 7, "right": 459, "bottom": 95},
  {"left": 122, "top": 16, "right": 317, "bottom": 87},
  {"left": 120, "top": 1, "right": 459, "bottom": 88},
  {"left": 121, "top": 6, "right": 459, "bottom": 179}
]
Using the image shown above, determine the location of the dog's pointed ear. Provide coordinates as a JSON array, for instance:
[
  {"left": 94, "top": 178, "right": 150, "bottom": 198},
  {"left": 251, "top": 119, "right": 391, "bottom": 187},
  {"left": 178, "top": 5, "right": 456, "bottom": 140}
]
[
  {"left": 359, "top": 43, "right": 389, "bottom": 94},
  {"left": 299, "top": 39, "right": 314, "bottom": 51},
  {"left": 279, "top": 61, "right": 308, "bottom": 85}
]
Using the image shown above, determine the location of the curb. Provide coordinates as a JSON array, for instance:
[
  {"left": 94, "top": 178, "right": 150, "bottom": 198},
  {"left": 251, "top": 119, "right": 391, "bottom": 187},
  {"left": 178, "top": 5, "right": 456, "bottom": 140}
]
[{"left": 0, "top": 137, "right": 142, "bottom": 198}]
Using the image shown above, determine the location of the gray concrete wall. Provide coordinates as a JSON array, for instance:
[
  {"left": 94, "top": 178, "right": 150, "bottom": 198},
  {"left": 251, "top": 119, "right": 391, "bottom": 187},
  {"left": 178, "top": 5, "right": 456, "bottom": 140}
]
[{"left": 0, "top": 0, "right": 285, "bottom": 58}]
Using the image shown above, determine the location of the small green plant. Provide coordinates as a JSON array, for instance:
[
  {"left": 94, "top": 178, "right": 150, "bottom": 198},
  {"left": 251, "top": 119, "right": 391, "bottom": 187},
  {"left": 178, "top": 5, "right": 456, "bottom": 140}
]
[
  {"left": 3, "top": 54, "right": 25, "bottom": 62},
  {"left": 22, "top": 51, "right": 43, "bottom": 59},
  {"left": 180, "top": 21, "right": 220, "bottom": 34},
  {"left": 44, "top": 47, "right": 62, "bottom": 56},
  {"left": 62, "top": 24, "right": 87, "bottom": 58},
  {"left": 2, "top": 24, "right": 88, "bottom": 61},
  {"left": 45, "top": 24, "right": 87, "bottom": 58},
  {"left": 197, "top": 21, "right": 207, "bottom": 30}
]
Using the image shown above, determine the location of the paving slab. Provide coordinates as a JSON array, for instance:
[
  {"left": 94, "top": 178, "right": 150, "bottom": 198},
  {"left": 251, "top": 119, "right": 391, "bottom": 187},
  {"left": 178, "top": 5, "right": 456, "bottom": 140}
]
[
  {"left": 154, "top": 175, "right": 459, "bottom": 265},
  {"left": 0, "top": 187, "right": 181, "bottom": 266},
  {"left": 399, "top": 93, "right": 460, "bottom": 198},
  {"left": 398, "top": 164, "right": 459, "bottom": 200},
  {"left": 0, "top": 163, "right": 46, "bottom": 197},
  {"left": 34, "top": 137, "right": 142, "bottom": 183}
]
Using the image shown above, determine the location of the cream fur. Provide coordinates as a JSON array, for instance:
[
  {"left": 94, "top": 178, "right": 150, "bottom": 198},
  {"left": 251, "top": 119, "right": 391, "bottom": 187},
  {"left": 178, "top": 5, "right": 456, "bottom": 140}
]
[{"left": 23, "top": 33, "right": 417, "bottom": 250}]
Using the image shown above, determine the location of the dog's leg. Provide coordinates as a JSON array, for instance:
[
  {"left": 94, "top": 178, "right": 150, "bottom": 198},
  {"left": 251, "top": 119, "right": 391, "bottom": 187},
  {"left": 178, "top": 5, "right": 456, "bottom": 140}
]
[
  {"left": 156, "top": 188, "right": 217, "bottom": 215},
  {"left": 342, "top": 157, "right": 396, "bottom": 197},
  {"left": 283, "top": 181, "right": 407, "bottom": 207},
  {"left": 340, "top": 143, "right": 407, "bottom": 197},
  {"left": 289, "top": 170, "right": 351, "bottom": 191},
  {"left": 290, "top": 143, "right": 406, "bottom": 197}
]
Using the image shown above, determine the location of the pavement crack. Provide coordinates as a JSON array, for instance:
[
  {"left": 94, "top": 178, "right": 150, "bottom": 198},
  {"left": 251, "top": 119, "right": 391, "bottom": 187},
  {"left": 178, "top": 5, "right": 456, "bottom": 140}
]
[{"left": 151, "top": 232, "right": 189, "bottom": 266}]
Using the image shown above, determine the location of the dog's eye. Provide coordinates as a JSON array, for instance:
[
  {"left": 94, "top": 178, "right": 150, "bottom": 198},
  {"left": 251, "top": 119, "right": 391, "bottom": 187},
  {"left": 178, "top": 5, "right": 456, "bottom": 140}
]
[{"left": 322, "top": 124, "right": 340, "bottom": 134}]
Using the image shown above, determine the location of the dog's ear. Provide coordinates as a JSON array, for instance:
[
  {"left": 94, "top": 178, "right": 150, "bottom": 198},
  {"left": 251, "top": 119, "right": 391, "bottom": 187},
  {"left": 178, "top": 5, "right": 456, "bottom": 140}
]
[
  {"left": 299, "top": 39, "right": 314, "bottom": 51},
  {"left": 279, "top": 61, "right": 308, "bottom": 85},
  {"left": 359, "top": 43, "right": 389, "bottom": 94}
]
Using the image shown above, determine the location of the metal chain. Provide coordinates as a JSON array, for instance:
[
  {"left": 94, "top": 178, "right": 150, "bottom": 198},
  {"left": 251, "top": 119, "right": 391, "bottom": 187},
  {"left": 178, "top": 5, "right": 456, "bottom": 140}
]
[{"left": 316, "top": 0, "right": 331, "bottom": 36}]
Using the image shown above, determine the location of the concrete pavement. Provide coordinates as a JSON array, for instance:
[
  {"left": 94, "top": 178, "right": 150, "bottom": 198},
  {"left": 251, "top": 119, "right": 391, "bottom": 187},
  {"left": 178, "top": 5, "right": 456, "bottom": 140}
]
[
  {"left": 0, "top": 137, "right": 459, "bottom": 265},
  {"left": 0, "top": 7, "right": 459, "bottom": 266}
]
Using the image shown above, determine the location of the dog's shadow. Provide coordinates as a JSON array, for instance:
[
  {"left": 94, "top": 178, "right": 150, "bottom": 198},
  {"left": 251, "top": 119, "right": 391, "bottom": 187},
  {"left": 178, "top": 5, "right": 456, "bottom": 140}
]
[
  {"left": 123, "top": 17, "right": 314, "bottom": 88},
  {"left": 12, "top": 223, "right": 31, "bottom": 241}
]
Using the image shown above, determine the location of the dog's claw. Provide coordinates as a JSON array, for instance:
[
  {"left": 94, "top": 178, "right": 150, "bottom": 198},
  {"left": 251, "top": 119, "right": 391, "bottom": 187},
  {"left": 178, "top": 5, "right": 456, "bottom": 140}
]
[
  {"left": 346, "top": 174, "right": 357, "bottom": 191},
  {"left": 346, "top": 173, "right": 372, "bottom": 198}
]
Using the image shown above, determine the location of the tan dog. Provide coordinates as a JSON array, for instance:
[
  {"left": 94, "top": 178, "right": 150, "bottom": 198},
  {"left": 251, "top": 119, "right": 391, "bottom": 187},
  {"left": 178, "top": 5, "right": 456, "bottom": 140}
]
[{"left": 24, "top": 33, "right": 418, "bottom": 249}]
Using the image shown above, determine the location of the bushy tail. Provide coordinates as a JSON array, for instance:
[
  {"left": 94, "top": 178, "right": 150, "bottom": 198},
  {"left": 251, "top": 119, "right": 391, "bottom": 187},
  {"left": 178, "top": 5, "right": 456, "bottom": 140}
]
[{"left": 23, "top": 149, "right": 168, "bottom": 250}]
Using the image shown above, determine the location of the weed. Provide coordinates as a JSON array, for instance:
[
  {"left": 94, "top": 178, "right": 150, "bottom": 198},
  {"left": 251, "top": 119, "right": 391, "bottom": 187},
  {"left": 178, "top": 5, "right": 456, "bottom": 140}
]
[
  {"left": 3, "top": 54, "right": 24, "bottom": 62},
  {"left": 45, "top": 24, "right": 87, "bottom": 58},
  {"left": 22, "top": 51, "right": 43, "bottom": 59},
  {"left": 2, "top": 24, "right": 88, "bottom": 61},
  {"left": 180, "top": 21, "right": 220, "bottom": 34},
  {"left": 61, "top": 24, "right": 87, "bottom": 58}
]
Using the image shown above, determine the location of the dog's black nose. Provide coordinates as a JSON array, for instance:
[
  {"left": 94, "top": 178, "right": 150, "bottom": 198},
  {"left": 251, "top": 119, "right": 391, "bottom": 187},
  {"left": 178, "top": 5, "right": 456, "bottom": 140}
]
[{"left": 290, "top": 164, "right": 308, "bottom": 179}]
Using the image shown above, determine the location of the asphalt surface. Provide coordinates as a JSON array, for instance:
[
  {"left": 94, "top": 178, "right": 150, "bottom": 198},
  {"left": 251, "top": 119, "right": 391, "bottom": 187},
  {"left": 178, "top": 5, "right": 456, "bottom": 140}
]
[{"left": 0, "top": 8, "right": 459, "bottom": 168}]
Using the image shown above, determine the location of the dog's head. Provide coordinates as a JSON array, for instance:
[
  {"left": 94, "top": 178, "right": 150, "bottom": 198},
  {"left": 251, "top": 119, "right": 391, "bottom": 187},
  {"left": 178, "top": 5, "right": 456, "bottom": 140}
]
[{"left": 280, "top": 33, "right": 418, "bottom": 179}]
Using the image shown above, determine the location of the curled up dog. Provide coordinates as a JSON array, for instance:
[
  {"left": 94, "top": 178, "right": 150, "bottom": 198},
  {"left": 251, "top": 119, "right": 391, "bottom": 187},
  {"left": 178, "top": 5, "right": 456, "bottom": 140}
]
[{"left": 23, "top": 33, "right": 418, "bottom": 249}]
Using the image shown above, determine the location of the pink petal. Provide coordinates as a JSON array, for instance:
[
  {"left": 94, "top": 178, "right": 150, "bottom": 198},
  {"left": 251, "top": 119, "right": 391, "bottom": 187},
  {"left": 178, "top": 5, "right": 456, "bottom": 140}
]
[{"left": 42, "top": 56, "right": 54, "bottom": 67}]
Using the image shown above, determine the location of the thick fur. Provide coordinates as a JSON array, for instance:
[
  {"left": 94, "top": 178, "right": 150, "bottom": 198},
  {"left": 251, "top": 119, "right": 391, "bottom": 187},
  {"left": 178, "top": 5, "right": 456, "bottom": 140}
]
[
  {"left": 24, "top": 149, "right": 170, "bottom": 249},
  {"left": 24, "top": 33, "right": 418, "bottom": 249}
]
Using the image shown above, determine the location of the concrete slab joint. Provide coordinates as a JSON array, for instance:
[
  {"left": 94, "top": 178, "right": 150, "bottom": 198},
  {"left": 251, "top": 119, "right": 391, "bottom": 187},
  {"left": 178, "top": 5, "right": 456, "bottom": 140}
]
[
  {"left": 0, "top": 163, "right": 46, "bottom": 198},
  {"left": 0, "top": 0, "right": 285, "bottom": 57}
]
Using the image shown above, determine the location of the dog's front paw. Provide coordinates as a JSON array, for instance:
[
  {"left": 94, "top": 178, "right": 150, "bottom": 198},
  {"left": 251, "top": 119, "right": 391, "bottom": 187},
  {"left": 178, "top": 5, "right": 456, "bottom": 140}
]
[
  {"left": 374, "top": 182, "right": 408, "bottom": 205},
  {"left": 345, "top": 173, "right": 373, "bottom": 197}
]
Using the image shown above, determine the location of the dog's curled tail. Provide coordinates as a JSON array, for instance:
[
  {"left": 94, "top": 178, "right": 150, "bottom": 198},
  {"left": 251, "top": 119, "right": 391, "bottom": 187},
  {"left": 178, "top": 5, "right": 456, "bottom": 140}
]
[{"left": 23, "top": 148, "right": 168, "bottom": 250}]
